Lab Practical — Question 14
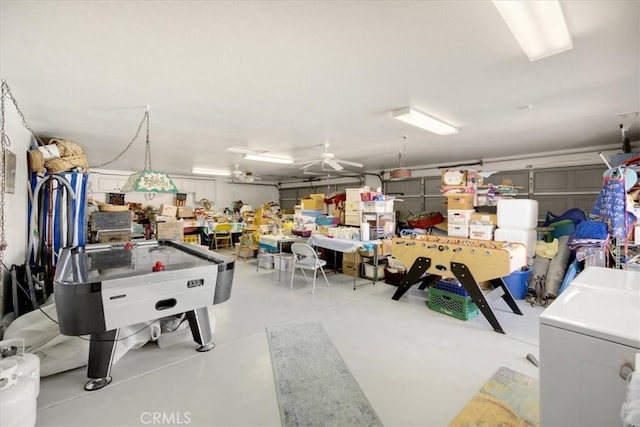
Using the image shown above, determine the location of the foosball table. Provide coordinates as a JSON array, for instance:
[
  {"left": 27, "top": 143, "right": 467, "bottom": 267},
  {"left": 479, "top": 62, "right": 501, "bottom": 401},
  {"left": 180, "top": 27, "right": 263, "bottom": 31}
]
[{"left": 390, "top": 235, "right": 528, "bottom": 334}]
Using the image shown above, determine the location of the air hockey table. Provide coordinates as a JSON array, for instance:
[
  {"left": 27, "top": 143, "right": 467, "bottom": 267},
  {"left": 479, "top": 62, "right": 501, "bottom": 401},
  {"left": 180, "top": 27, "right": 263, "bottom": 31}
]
[{"left": 53, "top": 239, "right": 234, "bottom": 390}]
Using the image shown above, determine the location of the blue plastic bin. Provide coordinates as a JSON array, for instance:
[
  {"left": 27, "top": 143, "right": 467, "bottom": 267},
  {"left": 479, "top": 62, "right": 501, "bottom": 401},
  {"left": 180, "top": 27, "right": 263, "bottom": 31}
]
[{"left": 501, "top": 269, "right": 532, "bottom": 299}]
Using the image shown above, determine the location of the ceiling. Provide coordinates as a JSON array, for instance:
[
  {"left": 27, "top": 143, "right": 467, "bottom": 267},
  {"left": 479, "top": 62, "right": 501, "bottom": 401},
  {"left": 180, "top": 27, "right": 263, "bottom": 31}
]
[{"left": 1, "top": 1, "right": 639, "bottom": 182}]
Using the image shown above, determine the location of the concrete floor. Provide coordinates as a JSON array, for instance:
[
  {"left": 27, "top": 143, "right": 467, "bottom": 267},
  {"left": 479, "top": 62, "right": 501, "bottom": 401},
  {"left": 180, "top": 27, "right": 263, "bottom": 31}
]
[{"left": 35, "top": 248, "right": 543, "bottom": 426}]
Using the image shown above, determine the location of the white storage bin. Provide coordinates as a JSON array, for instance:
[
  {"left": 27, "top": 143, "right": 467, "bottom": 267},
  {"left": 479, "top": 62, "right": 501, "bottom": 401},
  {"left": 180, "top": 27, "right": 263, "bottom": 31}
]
[
  {"left": 0, "top": 339, "right": 40, "bottom": 427},
  {"left": 448, "top": 224, "right": 469, "bottom": 238},
  {"left": 494, "top": 228, "right": 537, "bottom": 259},
  {"left": 273, "top": 254, "right": 294, "bottom": 271},
  {"left": 469, "top": 223, "right": 495, "bottom": 240},
  {"left": 497, "top": 199, "right": 539, "bottom": 229},
  {"left": 447, "top": 209, "right": 475, "bottom": 225},
  {"left": 362, "top": 200, "right": 394, "bottom": 213},
  {"left": 257, "top": 253, "right": 274, "bottom": 269},
  {"left": 363, "top": 263, "right": 385, "bottom": 279}
]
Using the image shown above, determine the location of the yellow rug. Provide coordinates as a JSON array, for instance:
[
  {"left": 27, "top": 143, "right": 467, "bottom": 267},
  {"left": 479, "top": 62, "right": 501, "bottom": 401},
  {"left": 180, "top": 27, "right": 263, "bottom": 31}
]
[{"left": 449, "top": 366, "right": 539, "bottom": 427}]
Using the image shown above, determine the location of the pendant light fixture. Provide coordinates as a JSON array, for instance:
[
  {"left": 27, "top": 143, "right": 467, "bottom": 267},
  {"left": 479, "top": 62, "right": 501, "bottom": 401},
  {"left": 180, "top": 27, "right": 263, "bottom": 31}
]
[
  {"left": 389, "top": 136, "right": 412, "bottom": 180},
  {"left": 121, "top": 107, "right": 178, "bottom": 194}
]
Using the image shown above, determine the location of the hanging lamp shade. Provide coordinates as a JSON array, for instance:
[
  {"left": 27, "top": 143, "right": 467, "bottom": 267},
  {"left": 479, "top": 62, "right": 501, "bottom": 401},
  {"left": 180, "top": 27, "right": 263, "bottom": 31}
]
[
  {"left": 389, "top": 136, "right": 412, "bottom": 180},
  {"left": 121, "top": 170, "right": 178, "bottom": 193},
  {"left": 120, "top": 108, "right": 178, "bottom": 194},
  {"left": 389, "top": 168, "right": 412, "bottom": 180}
]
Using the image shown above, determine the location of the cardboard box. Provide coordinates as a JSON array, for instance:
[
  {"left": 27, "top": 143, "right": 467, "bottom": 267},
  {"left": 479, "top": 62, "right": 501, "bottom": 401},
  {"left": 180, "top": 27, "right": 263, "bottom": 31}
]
[
  {"left": 301, "top": 194, "right": 325, "bottom": 211},
  {"left": 345, "top": 201, "right": 361, "bottom": 212},
  {"left": 342, "top": 260, "right": 361, "bottom": 277},
  {"left": 344, "top": 214, "right": 360, "bottom": 226},
  {"left": 346, "top": 188, "right": 363, "bottom": 202},
  {"left": 448, "top": 224, "right": 469, "bottom": 238},
  {"left": 380, "top": 239, "right": 392, "bottom": 256},
  {"left": 446, "top": 194, "right": 475, "bottom": 210},
  {"left": 159, "top": 204, "right": 178, "bottom": 217},
  {"left": 177, "top": 207, "right": 195, "bottom": 218},
  {"left": 344, "top": 251, "right": 362, "bottom": 264},
  {"left": 447, "top": 209, "right": 475, "bottom": 225},
  {"left": 469, "top": 223, "right": 495, "bottom": 240},
  {"left": 471, "top": 213, "right": 497, "bottom": 225},
  {"left": 156, "top": 221, "right": 184, "bottom": 240}
]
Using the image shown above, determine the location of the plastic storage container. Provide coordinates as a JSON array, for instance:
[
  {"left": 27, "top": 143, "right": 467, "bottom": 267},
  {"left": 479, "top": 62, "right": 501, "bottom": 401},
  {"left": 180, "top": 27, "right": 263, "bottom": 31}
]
[
  {"left": 435, "top": 278, "right": 469, "bottom": 297},
  {"left": 257, "top": 253, "right": 274, "bottom": 269},
  {"left": 501, "top": 269, "right": 532, "bottom": 299},
  {"left": 497, "top": 199, "right": 539, "bottom": 229},
  {"left": 273, "top": 253, "right": 294, "bottom": 271},
  {"left": 494, "top": 228, "right": 537, "bottom": 259},
  {"left": 0, "top": 339, "right": 40, "bottom": 427},
  {"left": 428, "top": 287, "right": 479, "bottom": 321}
]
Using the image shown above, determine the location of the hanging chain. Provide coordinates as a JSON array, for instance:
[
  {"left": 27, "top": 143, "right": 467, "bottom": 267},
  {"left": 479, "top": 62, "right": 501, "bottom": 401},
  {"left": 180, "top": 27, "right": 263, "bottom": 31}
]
[
  {"left": 90, "top": 108, "right": 149, "bottom": 169},
  {"left": 0, "top": 81, "right": 9, "bottom": 256},
  {"left": 1, "top": 79, "right": 46, "bottom": 147},
  {"left": 0, "top": 80, "right": 155, "bottom": 263},
  {"left": 144, "top": 109, "right": 152, "bottom": 171},
  {"left": 398, "top": 135, "right": 407, "bottom": 168}
]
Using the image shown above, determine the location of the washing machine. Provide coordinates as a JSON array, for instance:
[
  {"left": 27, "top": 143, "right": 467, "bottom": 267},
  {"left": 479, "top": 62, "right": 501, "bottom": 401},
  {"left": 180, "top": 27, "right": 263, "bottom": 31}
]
[{"left": 539, "top": 266, "right": 640, "bottom": 426}]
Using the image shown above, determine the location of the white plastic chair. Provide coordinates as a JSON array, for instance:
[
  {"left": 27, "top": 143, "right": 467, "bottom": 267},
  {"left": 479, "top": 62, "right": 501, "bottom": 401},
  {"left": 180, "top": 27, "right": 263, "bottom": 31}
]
[{"left": 290, "top": 243, "right": 330, "bottom": 294}]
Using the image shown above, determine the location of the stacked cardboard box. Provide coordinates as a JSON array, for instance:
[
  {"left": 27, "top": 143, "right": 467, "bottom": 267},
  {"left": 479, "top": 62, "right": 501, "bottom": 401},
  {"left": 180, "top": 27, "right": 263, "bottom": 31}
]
[
  {"left": 341, "top": 251, "right": 362, "bottom": 277},
  {"left": 301, "top": 194, "right": 325, "bottom": 211},
  {"left": 344, "top": 188, "right": 363, "bottom": 226},
  {"left": 447, "top": 208, "right": 474, "bottom": 238},
  {"left": 469, "top": 213, "right": 497, "bottom": 240}
]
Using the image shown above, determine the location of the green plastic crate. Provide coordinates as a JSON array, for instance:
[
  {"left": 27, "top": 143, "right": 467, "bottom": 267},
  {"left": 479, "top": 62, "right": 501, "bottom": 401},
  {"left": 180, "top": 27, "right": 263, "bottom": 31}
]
[{"left": 428, "top": 287, "right": 479, "bottom": 321}]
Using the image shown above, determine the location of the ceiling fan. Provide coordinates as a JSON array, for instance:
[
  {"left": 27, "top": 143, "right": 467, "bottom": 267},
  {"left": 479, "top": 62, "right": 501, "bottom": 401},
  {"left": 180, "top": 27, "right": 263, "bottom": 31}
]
[
  {"left": 297, "top": 142, "right": 364, "bottom": 172},
  {"left": 229, "top": 164, "right": 262, "bottom": 183}
]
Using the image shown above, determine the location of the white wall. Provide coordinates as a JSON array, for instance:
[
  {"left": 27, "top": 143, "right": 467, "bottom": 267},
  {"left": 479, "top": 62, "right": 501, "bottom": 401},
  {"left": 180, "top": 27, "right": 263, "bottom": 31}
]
[
  {"left": 1, "top": 103, "right": 31, "bottom": 317},
  {"left": 2, "top": 105, "right": 30, "bottom": 266},
  {"left": 215, "top": 180, "right": 280, "bottom": 212},
  {"left": 89, "top": 169, "right": 279, "bottom": 212}
]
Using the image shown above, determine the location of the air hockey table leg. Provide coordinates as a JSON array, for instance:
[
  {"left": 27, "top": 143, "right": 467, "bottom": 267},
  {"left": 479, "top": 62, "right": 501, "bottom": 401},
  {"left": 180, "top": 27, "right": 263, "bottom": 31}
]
[
  {"left": 186, "top": 306, "right": 215, "bottom": 352},
  {"left": 86, "top": 329, "right": 119, "bottom": 391}
]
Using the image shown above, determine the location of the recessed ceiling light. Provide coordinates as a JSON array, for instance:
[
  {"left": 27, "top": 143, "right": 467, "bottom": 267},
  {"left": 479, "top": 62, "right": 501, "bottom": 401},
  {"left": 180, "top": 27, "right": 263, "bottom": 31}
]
[{"left": 517, "top": 104, "right": 534, "bottom": 110}]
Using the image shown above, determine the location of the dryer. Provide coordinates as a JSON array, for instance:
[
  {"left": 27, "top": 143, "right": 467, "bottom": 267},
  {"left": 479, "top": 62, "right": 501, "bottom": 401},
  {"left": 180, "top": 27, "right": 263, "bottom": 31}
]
[{"left": 539, "top": 266, "right": 640, "bottom": 426}]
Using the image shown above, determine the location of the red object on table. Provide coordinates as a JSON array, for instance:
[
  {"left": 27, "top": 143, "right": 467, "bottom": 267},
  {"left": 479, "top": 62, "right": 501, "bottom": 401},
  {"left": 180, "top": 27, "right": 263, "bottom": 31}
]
[{"left": 152, "top": 261, "right": 165, "bottom": 272}]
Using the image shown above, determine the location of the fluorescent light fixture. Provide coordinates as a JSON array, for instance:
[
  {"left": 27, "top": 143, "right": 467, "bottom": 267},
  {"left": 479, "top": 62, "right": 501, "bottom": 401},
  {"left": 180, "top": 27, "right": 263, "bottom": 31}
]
[
  {"left": 243, "top": 154, "right": 294, "bottom": 164},
  {"left": 392, "top": 107, "right": 458, "bottom": 135},
  {"left": 493, "top": 0, "right": 573, "bottom": 61},
  {"left": 191, "top": 168, "right": 231, "bottom": 176}
]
